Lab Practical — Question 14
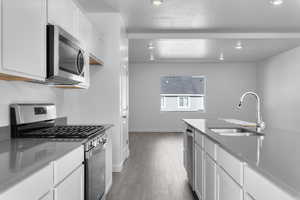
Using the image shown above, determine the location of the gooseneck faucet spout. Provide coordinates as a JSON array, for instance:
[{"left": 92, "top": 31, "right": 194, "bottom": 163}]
[{"left": 237, "top": 91, "right": 265, "bottom": 130}]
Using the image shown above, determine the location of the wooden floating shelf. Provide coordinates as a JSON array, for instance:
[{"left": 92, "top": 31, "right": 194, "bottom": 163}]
[
  {"left": 89, "top": 56, "right": 104, "bottom": 66},
  {"left": 0, "top": 73, "right": 32, "bottom": 81}
]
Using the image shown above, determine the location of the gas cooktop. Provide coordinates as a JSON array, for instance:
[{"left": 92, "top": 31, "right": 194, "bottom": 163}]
[{"left": 21, "top": 125, "right": 105, "bottom": 138}]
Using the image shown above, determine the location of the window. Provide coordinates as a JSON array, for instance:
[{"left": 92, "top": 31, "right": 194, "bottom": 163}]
[
  {"left": 177, "top": 96, "right": 190, "bottom": 108},
  {"left": 161, "top": 96, "right": 166, "bottom": 109},
  {"left": 160, "top": 76, "right": 205, "bottom": 112}
]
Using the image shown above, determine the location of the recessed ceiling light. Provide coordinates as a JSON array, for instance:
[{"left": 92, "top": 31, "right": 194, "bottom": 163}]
[
  {"left": 235, "top": 41, "right": 243, "bottom": 50},
  {"left": 270, "top": 0, "right": 283, "bottom": 6},
  {"left": 151, "top": 0, "right": 163, "bottom": 6},
  {"left": 219, "top": 53, "right": 224, "bottom": 61},
  {"left": 148, "top": 42, "right": 155, "bottom": 50}
]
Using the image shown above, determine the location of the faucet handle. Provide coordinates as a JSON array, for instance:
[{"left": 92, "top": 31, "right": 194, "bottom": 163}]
[{"left": 258, "top": 121, "right": 266, "bottom": 130}]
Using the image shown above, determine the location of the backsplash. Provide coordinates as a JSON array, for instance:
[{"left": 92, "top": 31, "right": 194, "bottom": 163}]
[{"left": 0, "top": 80, "right": 64, "bottom": 126}]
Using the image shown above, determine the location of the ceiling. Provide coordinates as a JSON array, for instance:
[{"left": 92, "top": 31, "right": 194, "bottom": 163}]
[
  {"left": 77, "top": 0, "right": 300, "bottom": 63},
  {"left": 78, "top": 0, "right": 300, "bottom": 33},
  {"left": 129, "top": 39, "right": 300, "bottom": 63}
]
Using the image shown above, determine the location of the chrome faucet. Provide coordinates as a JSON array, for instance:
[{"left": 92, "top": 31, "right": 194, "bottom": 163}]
[{"left": 237, "top": 91, "right": 265, "bottom": 130}]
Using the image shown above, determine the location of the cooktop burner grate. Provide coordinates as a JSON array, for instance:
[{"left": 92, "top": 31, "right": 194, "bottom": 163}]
[{"left": 22, "top": 125, "right": 105, "bottom": 138}]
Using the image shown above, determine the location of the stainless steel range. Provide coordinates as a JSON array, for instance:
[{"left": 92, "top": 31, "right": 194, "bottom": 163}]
[{"left": 10, "top": 103, "right": 107, "bottom": 200}]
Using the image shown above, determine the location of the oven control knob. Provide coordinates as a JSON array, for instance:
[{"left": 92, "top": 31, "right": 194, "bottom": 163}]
[{"left": 93, "top": 140, "right": 98, "bottom": 147}]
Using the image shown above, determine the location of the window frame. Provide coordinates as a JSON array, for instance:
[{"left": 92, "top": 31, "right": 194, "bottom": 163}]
[
  {"left": 160, "top": 96, "right": 166, "bottom": 109},
  {"left": 160, "top": 76, "right": 206, "bottom": 112}
]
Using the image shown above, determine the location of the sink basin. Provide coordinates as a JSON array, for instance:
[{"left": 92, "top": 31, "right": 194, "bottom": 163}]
[{"left": 209, "top": 127, "right": 263, "bottom": 136}]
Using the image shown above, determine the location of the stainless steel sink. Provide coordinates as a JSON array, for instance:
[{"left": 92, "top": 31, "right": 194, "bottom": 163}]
[{"left": 209, "top": 127, "right": 263, "bottom": 136}]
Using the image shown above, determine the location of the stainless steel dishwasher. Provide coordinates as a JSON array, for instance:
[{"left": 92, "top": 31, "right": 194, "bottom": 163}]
[{"left": 184, "top": 127, "right": 195, "bottom": 190}]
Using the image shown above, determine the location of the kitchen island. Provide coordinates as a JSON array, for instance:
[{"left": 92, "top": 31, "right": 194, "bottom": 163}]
[{"left": 183, "top": 118, "right": 300, "bottom": 200}]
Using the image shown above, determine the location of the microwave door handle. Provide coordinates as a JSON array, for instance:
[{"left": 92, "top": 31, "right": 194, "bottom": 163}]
[{"left": 76, "top": 50, "right": 85, "bottom": 75}]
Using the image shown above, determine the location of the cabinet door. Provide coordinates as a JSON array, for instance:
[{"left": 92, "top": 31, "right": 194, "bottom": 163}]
[
  {"left": 0, "top": 164, "right": 53, "bottom": 200},
  {"left": 217, "top": 167, "right": 243, "bottom": 200},
  {"left": 48, "top": 0, "right": 78, "bottom": 37},
  {"left": 194, "top": 143, "right": 204, "bottom": 199},
  {"left": 205, "top": 154, "right": 217, "bottom": 200},
  {"left": 244, "top": 193, "right": 255, "bottom": 200},
  {"left": 1, "top": 0, "right": 46, "bottom": 80},
  {"left": 54, "top": 165, "right": 84, "bottom": 200},
  {"left": 40, "top": 191, "right": 53, "bottom": 200}
]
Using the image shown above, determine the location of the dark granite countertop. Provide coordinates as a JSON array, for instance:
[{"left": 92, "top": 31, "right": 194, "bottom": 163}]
[
  {"left": 183, "top": 118, "right": 300, "bottom": 199},
  {"left": 0, "top": 123, "right": 113, "bottom": 194}
]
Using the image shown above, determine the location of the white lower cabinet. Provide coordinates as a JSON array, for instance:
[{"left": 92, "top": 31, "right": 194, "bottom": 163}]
[
  {"left": 0, "top": 164, "right": 53, "bottom": 200},
  {"left": 194, "top": 143, "right": 204, "bottom": 199},
  {"left": 54, "top": 164, "right": 84, "bottom": 200},
  {"left": 40, "top": 191, "right": 54, "bottom": 200},
  {"left": 205, "top": 154, "right": 217, "bottom": 200},
  {"left": 244, "top": 193, "right": 255, "bottom": 200},
  {"left": 216, "top": 166, "right": 243, "bottom": 200}
]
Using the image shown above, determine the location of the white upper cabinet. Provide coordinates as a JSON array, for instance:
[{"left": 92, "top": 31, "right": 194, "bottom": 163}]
[
  {"left": 1, "top": 0, "right": 47, "bottom": 81},
  {"left": 48, "top": 0, "right": 79, "bottom": 38}
]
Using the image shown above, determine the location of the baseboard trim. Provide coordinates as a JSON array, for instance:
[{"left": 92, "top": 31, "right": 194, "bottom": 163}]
[{"left": 112, "top": 162, "right": 123, "bottom": 172}]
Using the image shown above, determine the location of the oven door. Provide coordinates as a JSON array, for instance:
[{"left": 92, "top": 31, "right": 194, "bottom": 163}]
[
  {"left": 47, "top": 25, "right": 86, "bottom": 85},
  {"left": 85, "top": 143, "right": 106, "bottom": 200}
]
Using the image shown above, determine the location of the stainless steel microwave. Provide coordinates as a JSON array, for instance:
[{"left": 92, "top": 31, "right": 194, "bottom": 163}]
[{"left": 46, "top": 24, "right": 88, "bottom": 85}]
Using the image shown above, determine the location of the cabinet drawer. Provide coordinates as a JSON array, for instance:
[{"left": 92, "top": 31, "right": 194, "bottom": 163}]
[
  {"left": 217, "top": 147, "right": 244, "bottom": 186},
  {"left": 194, "top": 130, "right": 204, "bottom": 148},
  {"left": 204, "top": 136, "right": 217, "bottom": 160},
  {"left": 54, "top": 164, "right": 84, "bottom": 200},
  {"left": 244, "top": 166, "right": 295, "bottom": 200},
  {"left": 53, "top": 146, "right": 84, "bottom": 185},
  {"left": 0, "top": 164, "right": 52, "bottom": 200}
]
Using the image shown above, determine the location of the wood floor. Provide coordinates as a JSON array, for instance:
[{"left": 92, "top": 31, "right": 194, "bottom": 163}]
[{"left": 106, "top": 132, "right": 195, "bottom": 200}]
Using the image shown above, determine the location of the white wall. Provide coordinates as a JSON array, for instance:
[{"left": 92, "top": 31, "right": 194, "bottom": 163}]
[
  {"left": 257, "top": 46, "right": 300, "bottom": 132},
  {"left": 61, "top": 13, "right": 128, "bottom": 172},
  {"left": 129, "top": 62, "right": 258, "bottom": 132},
  {"left": 0, "top": 81, "right": 64, "bottom": 127}
]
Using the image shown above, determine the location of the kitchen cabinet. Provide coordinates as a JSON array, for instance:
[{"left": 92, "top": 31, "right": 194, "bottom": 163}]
[
  {"left": 205, "top": 154, "right": 217, "bottom": 200},
  {"left": 217, "top": 147, "right": 244, "bottom": 186},
  {"left": 217, "top": 166, "right": 243, "bottom": 200},
  {"left": 0, "top": 164, "right": 53, "bottom": 200},
  {"left": 245, "top": 193, "right": 255, "bottom": 200},
  {"left": 40, "top": 191, "right": 54, "bottom": 200},
  {"left": 54, "top": 164, "right": 84, "bottom": 200},
  {"left": 0, "top": 0, "right": 46, "bottom": 81},
  {"left": 194, "top": 143, "right": 204, "bottom": 199},
  {"left": 48, "top": 0, "right": 79, "bottom": 38}
]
